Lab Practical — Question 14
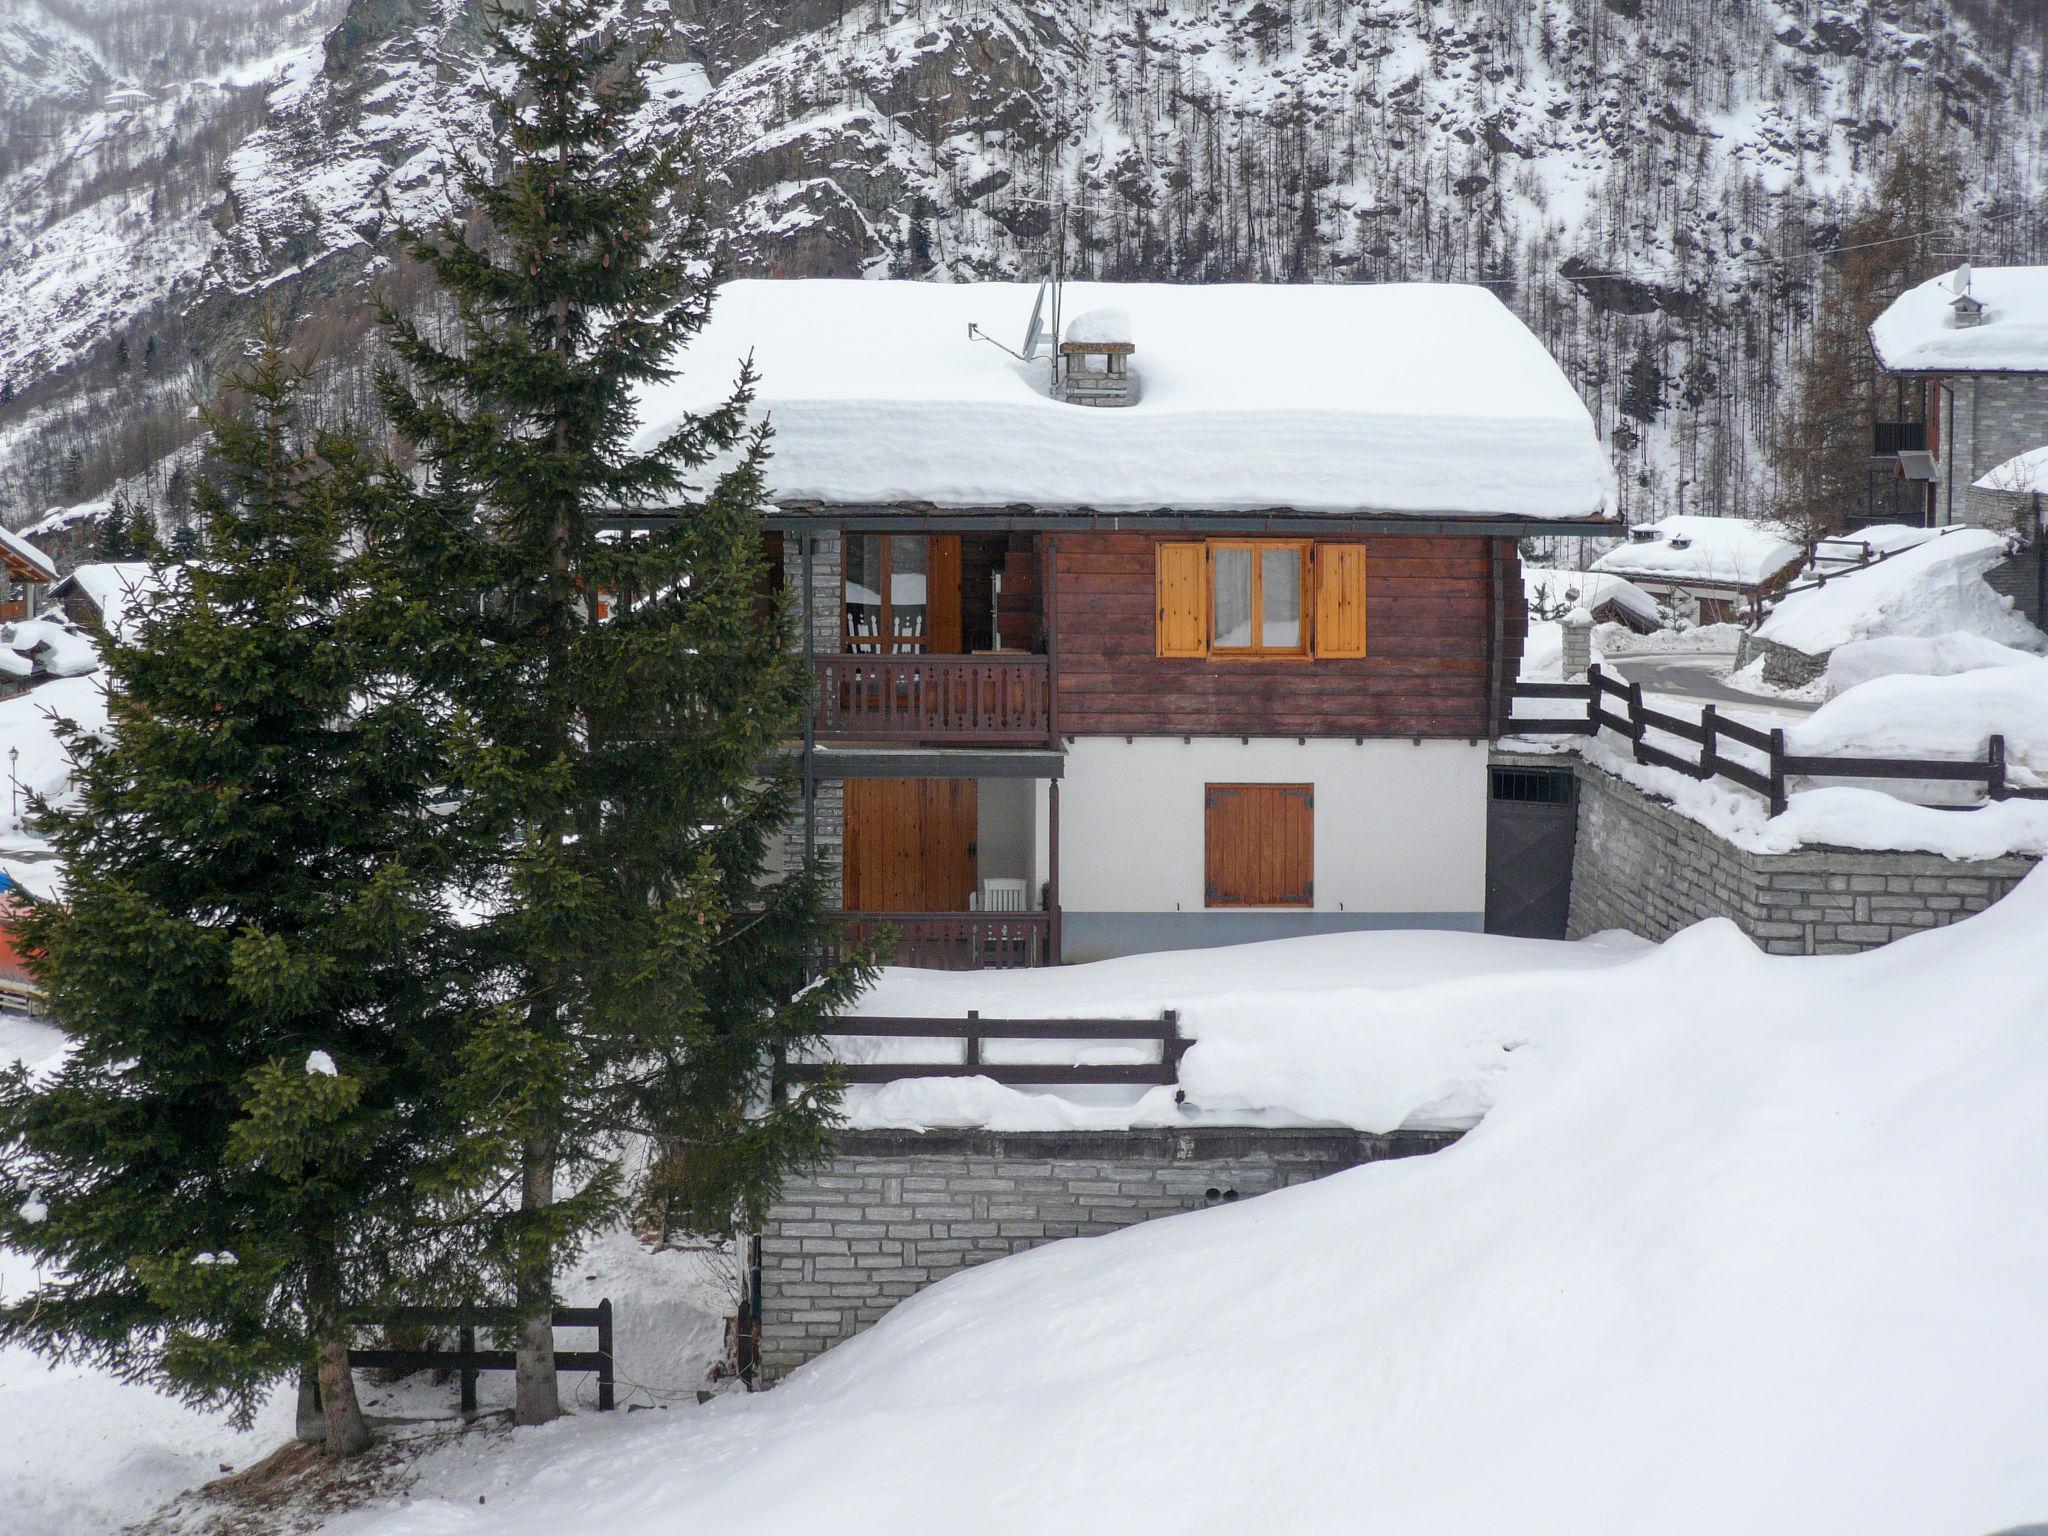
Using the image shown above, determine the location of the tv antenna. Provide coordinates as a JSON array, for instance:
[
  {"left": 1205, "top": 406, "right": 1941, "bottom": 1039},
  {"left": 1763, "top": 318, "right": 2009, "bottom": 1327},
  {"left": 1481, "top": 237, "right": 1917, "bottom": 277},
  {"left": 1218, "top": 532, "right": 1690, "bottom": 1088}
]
[{"left": 966, "top": 194, "right": 1114, "bottom": 390}]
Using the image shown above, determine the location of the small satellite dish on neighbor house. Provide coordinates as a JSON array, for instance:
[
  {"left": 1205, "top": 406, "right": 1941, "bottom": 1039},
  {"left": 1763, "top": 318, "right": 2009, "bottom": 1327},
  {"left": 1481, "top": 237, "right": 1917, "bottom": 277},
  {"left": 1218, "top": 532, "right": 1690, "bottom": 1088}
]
[
  {"left": 967, "top": 277, "right": 1055, "bottom": 363},
  {"left": 1020, "top": 279, "right": 1050, "bottom": 359}
]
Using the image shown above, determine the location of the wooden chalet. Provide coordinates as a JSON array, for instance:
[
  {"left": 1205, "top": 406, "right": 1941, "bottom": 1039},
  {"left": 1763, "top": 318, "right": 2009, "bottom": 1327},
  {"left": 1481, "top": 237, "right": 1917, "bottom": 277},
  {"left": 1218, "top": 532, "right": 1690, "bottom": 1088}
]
[
  {"left": 0, "top": 526, "right": 56, "bottom": 624},
  {"left": 628, "top": 280, "right": 1617, "bottom": 966}
]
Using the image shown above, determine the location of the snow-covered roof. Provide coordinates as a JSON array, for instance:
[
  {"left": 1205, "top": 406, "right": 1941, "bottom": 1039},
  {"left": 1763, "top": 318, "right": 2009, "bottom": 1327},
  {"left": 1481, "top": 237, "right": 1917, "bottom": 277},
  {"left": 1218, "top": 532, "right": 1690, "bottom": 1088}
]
[
  {"left": 0, "top": 526, "right": 57, "bottom": 582},
  {"left": 631, "top": 280, "right": 1617, "bottom": 520},
  {"left": 1756, "top": 527, "right": 2043, "bottom": 656},
  {"left": 1974, "top": 444, "right": 2048, "bottom": 496},
  {"left": 49, "top": 561, "right": 155, "bottom": 638},
  {"left": 1869, "top": 266, "right": 2048, "bottom": 374},
  {"left": 1589, "top": 516, "right": 1804, "bottom": 592},
  {"left": 1522, "top": 566, "right": 1660, "bottom": 626}
]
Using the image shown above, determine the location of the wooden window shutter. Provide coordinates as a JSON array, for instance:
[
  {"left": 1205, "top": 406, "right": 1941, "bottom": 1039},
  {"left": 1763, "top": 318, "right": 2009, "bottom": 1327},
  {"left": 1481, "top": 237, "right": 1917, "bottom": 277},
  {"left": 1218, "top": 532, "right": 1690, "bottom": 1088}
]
[
  {"left": 1204, "top": 784, "right": 1314, "bottom": 908},
  {"left": 1313, "top": 543, "right": 1367, "bottom": 658},
  {"left": 1156, "top": 542, "right": 1209, "bottom": 657}
]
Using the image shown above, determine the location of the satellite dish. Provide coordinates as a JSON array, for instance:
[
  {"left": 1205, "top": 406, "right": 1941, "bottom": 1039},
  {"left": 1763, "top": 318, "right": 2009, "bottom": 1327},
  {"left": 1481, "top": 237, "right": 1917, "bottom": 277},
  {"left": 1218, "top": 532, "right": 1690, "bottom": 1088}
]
[
  {"left": 1021, "top": 279, "right": 1050, "bottom": 359},
  {"left": 1955, "top": 262, "right": 1974, "bottom": 296}
]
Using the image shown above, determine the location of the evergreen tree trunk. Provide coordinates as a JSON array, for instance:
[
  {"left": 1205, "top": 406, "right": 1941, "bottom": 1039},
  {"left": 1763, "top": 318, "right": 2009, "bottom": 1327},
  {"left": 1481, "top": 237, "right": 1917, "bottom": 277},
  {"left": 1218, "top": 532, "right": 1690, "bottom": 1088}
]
[
  {"left": 514, "top": 1138, "right": 562, "bottom": 1426},
  {"left": 315, "top": 1334, "right": 372, "bottom": 1457}
]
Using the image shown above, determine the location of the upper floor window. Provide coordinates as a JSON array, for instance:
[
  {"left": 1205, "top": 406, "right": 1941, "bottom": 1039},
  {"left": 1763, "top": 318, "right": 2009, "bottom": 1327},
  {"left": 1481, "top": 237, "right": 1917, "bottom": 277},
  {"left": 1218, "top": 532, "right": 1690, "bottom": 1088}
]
[{"left": 1156, "top": 540, "right": 1366, "bottom": 660}]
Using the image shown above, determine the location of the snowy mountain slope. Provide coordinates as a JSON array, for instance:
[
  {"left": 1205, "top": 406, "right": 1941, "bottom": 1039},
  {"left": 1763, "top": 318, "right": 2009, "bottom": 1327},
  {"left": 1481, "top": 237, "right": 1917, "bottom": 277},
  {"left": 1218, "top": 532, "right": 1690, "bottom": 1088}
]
[
  {"left": 2, "top": 0, "right": 2046, "bottom": 531},
  {"left": 304, "top": 872, "right": 2048, "bottom": 1536},
  {"left": 0, "top": 3, "right": 107, "bottom": 117}
]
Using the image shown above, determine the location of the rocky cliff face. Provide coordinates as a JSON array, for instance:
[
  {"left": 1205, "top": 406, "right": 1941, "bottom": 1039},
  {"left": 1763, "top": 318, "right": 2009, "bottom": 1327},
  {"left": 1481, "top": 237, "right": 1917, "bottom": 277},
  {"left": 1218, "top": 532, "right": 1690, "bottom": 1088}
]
[{"left": 4, "top": 0, "right": 2046, "bottom": 529}]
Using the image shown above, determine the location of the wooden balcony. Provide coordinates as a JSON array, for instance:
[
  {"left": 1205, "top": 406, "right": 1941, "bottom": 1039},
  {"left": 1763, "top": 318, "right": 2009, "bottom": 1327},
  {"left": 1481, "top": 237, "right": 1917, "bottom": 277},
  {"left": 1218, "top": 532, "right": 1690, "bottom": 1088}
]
[
  {"left": 1872, "top": 420, "right": 1928, "bottom": 457},
  {"left": 824, "top": 911, "right": 1054, "bottom": 970},
  {"left": 812, "top": 654, "right": 1053, "bottom": 745}
]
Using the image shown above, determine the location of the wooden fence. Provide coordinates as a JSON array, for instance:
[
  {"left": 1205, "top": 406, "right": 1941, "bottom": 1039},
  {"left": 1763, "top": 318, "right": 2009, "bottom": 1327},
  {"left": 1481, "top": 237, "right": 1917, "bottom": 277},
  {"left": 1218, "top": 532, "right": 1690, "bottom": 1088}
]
[
  {"left": 0, "top": 975, "right": 41, "bottom": 1019},
  {"left": 342, "top": 1301, "right": 615, "bottom": 1414},
  {"left": 777, "top": 1010, "right": 1187, "bottom": 1100},
  {"left": 1512, "top": 665, "right": 2046, "bottom": 816}
]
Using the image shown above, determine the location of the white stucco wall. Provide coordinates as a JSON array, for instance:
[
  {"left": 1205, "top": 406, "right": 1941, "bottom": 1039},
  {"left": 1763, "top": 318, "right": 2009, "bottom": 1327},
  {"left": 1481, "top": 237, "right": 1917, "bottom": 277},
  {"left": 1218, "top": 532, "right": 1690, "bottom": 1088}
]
[{"left": 1056, "top": 737, "right": 1488, "bottom": 918}]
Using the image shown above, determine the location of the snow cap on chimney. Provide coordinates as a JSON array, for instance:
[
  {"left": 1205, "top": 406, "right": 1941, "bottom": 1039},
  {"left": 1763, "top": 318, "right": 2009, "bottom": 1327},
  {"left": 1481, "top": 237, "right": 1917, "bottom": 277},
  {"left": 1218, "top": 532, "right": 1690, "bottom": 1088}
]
[{"left": 1060, "top": 308, "right": 1136, "bottom": 407}]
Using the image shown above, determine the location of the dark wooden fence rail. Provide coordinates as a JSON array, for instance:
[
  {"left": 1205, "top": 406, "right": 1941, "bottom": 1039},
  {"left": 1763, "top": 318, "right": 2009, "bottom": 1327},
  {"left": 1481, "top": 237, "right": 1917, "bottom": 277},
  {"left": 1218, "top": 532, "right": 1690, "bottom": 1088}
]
[
  {"left": 1773, "top": 523, "right": 1970, "bottom": 602},
  {"left": 823, "top": 911, "right": 1053, "bottom": 971},
  {"left": 340, "top": 1301, "right": 615, "bottom": 1414},
  {"left": 813, "top": 654, "right": 1053, "bottom": 744},
  {"left": 777, "top": 1010, "right": 1187, "bottom": 1100},
  {"left": 1511, "top": 664, "right": 2045, "bottom": 816}
]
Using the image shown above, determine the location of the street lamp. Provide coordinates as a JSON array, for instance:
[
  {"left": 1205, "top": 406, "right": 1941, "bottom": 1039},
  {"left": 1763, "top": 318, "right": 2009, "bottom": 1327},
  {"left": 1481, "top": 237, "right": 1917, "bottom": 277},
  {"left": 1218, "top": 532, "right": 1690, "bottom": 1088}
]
[{"left": 8, "top": 745, "right": 17, "bottom": 824}]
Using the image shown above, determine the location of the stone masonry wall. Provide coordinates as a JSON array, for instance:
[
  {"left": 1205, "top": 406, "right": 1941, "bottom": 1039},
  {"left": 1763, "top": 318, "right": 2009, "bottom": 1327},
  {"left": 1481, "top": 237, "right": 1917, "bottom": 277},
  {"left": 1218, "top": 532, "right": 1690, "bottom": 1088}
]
[
  {"left": 1949, "top": 375, "right": 2048, "bottom": 532},
  {"left": 1734, "top": 630, "right": 1828, "bottom": 689},
  {"left": 781, "top": 530, "right": 843, "bottom": 894},
  {"left": 757, "top": 1127, "right": 1457, "bottom": 1381},
  {"left": 1564, "top": 759, "right": 2036, "bottom": 954}
]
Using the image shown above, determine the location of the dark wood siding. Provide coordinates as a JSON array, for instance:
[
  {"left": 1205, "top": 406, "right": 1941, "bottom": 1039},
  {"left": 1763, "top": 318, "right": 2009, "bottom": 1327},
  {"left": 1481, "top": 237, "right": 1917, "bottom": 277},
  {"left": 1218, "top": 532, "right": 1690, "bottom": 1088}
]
[{"left": 1052, "top": 532, "right": 1518, "bottom": 738}]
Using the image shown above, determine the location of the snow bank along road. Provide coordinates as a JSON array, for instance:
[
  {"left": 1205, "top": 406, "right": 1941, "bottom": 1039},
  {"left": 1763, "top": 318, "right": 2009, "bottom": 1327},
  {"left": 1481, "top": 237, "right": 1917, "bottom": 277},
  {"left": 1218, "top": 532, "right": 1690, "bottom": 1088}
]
[
  {"left": 1607, "top": 649, "right": 1819, "bottom": 715},
  {"left": 304, "top": 873, "right": 2048, "bottom": 1536}
]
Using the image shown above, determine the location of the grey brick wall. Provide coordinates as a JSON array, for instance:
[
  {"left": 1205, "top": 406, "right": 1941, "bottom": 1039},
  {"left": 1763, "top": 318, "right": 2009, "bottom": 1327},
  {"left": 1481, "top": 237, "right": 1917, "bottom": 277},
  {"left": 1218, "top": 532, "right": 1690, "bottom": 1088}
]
[
  {"left": 1984, "top": 548, "right": 2047, "bottom": 629},
  {"left": 780, "top": 531, "right": 843, "bottom": 894},
  {"left": 757, "top": 1127, "right": 1457, "bottom": 1380},
  {"left": 1564, "top": 759, "right": 2035, "bottom": 954},
  {"left": 1945, "top": 375, "right": 2048, "bottom": 533}
]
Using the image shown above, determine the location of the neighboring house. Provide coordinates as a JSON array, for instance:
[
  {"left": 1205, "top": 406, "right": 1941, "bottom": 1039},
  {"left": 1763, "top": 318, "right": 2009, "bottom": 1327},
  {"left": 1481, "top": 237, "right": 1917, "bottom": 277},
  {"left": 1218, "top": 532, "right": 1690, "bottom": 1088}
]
[
  {"left": 1522, "top": 565, "right": 1660, "bottom": 632},
  {"left": 1875, "top": 270, "right": 2048, "bottom": 548},
  {"left": 0, "top": 526, "right": 57, "bottom": 623},
  {"left": 1588, "top": 515, "right": 1804, "bottom": 624},
  {"left": 631, "top": 279, "right": 1616, "bottom": 965},
  {"left": 48, "top": 561, "right": 154, "bottom": 636},
  {"left": 0, "top": 881, "right": 38, "bottom": 1019}
]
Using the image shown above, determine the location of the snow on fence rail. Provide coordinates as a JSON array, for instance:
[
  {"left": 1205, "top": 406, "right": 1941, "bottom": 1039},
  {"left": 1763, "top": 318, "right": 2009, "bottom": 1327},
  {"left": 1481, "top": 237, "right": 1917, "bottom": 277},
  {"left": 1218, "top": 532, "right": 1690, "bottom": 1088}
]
[
  {"left": 0, "top": 974, "right": 42, "bottom": 1019},
  {"left": 775, "top": 1011, "right": 1188, "bottom": 1101},
  {"left": 1512, "top": 665, "right": 2047, "bottom": 816}
]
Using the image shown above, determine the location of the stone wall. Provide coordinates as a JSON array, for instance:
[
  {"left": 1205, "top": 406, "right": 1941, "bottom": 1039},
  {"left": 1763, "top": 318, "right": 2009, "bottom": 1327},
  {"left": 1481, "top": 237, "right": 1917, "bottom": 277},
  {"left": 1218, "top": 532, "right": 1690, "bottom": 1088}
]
[
  {"left": 1984, "top": 546, "right": 2046, "bottom": 630},
  {"left": 1944, "top": 375, "right": 2048, "bottom": 532},
  {"left": 1733, "top": 630, "right": 1828, "bottom": 689},
  {"left": 757, "top": 1126, "right": 1457, "bottom": 1380},
  {"left": 782, "top": 530, "right": 844, "bottom": 894},
  {"left": 1564, "top": 759, "right": 2035, "bottom": 954}
]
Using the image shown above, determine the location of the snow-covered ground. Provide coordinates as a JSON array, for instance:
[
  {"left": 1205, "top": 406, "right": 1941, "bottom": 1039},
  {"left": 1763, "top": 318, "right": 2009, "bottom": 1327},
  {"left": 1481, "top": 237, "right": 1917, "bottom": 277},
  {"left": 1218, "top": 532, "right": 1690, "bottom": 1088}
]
[
  {"left": 1757, "top": 528, "right": 2039, "bottom": 655},
  {"left": 257, "top": 869, "right": 2048, "bottom": 1536},
  {"left": 0, "top": 1004, "right": 731, "bottom": 1536}
]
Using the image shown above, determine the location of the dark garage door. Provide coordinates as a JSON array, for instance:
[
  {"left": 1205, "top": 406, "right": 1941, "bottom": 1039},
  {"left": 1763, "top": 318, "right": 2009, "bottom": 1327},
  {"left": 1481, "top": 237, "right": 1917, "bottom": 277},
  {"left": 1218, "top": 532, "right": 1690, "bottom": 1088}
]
[{"left": 1485, "top": 766, "right": 1577, "bottom": 939}]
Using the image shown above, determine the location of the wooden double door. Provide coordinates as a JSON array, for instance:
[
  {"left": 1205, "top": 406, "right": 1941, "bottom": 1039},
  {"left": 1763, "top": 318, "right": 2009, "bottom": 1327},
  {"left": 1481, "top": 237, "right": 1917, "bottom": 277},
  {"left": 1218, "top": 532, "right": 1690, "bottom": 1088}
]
[{"left": 843, "top": 778, "right": 977, "bottom": 913}]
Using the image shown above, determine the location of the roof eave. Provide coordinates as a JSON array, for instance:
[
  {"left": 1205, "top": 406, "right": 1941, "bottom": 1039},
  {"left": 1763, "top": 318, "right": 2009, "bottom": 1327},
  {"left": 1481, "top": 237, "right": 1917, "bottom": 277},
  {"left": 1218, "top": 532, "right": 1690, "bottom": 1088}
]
[{"left": 606, "top": 502, "right": 1619, "bottom": 538}]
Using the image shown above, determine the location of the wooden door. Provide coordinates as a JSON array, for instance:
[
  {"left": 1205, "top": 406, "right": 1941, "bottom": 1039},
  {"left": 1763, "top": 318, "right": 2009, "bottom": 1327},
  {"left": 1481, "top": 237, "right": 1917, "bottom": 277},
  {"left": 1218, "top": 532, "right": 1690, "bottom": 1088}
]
[
  {"left": 843, "top": 778, "right": 978, "bottom": 912},
  {"left": 1204, "top": 783, "right": 1314, "bottom": 908}
]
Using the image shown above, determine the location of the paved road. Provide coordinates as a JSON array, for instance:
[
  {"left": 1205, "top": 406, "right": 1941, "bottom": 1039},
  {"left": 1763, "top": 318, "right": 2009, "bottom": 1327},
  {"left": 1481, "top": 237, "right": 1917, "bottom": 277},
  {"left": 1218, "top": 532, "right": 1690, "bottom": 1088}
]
[{"left": 1604, "top": 650, "right": 1821, "bottom": 717}]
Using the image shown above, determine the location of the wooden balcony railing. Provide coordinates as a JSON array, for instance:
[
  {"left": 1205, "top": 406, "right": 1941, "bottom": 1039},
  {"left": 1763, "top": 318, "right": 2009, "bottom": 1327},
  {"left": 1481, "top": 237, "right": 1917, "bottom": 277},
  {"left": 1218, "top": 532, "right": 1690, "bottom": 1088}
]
[
  {"left": 812, "top": 654, "right": 1053, "bottom": 744},
  {"left": 823, "top": 911, "right": 1054, "bottom": 970}
]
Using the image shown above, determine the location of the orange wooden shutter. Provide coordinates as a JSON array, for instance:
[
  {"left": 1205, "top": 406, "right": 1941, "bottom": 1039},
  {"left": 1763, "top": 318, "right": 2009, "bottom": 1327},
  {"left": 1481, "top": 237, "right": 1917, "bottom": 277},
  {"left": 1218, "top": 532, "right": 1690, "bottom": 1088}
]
[
  {"left": 1156, "top": 542, "right": 1208, "bottom": 657},
  {"left": 1204, "top": 784, "right": 1314, "bottom": 908},
  {"left": 1313, "top": 543, "right": 1367, "bottom": 658}
]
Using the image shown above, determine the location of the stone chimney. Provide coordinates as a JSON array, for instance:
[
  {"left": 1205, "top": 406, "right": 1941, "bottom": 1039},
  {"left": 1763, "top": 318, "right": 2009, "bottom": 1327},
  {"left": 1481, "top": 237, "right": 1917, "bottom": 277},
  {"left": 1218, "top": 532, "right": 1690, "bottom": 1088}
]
[{"left": 1060, "top": 308, "right": 1135, "bottom": 407}]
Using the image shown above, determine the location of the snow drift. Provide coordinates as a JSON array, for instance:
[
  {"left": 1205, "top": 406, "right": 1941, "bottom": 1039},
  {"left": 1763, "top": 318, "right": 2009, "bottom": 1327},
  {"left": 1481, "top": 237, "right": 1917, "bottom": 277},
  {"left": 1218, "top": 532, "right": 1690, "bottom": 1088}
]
[
  {"left": 1756, "top": 528, "right": 2041, "bottom": 655},
  {"left": 329, "top": 873, "right": 2048, "bottom": 1536}
]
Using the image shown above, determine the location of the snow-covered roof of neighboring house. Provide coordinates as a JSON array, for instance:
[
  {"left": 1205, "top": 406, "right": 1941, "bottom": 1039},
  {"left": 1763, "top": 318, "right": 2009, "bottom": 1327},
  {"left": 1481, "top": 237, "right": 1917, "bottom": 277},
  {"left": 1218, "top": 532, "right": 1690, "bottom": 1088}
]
[
  {"left": 1589, "top": 515, "right": 1804, "bottom": 593},
  {"left": 1974, "top": 444, "right": 2048, "bottom": 497},
  {"left": 49, "top": 561, "right": 155, "bottom": 639},
  {"left": 631, "top": 280, "right": 1618, "bottom": 520},
  {"left": 1, "top": 617, "right": 99, "bottom": 680},
  {"left": 1522, "top": 565, "right": 1661, "bottom": 627},
  {"left": 1756, "top": 527, "right": 2044, "bottom": 656},
  {"left": 1869, "top": 266, "right": 2048, "bottom": 374},
  {"left": 0, "top": 526, "right": 57, "bottom": 583}
]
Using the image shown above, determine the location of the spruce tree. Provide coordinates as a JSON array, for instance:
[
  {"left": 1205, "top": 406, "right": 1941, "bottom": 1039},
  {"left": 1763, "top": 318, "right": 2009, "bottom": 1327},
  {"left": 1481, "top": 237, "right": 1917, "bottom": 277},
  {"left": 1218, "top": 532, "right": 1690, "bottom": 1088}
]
[
  {"left": 0, "top": 336, "right": 480, "bottom": 1456},
  {"left": 377, "top": 1, "right": 867, "bottom": 1424}
]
